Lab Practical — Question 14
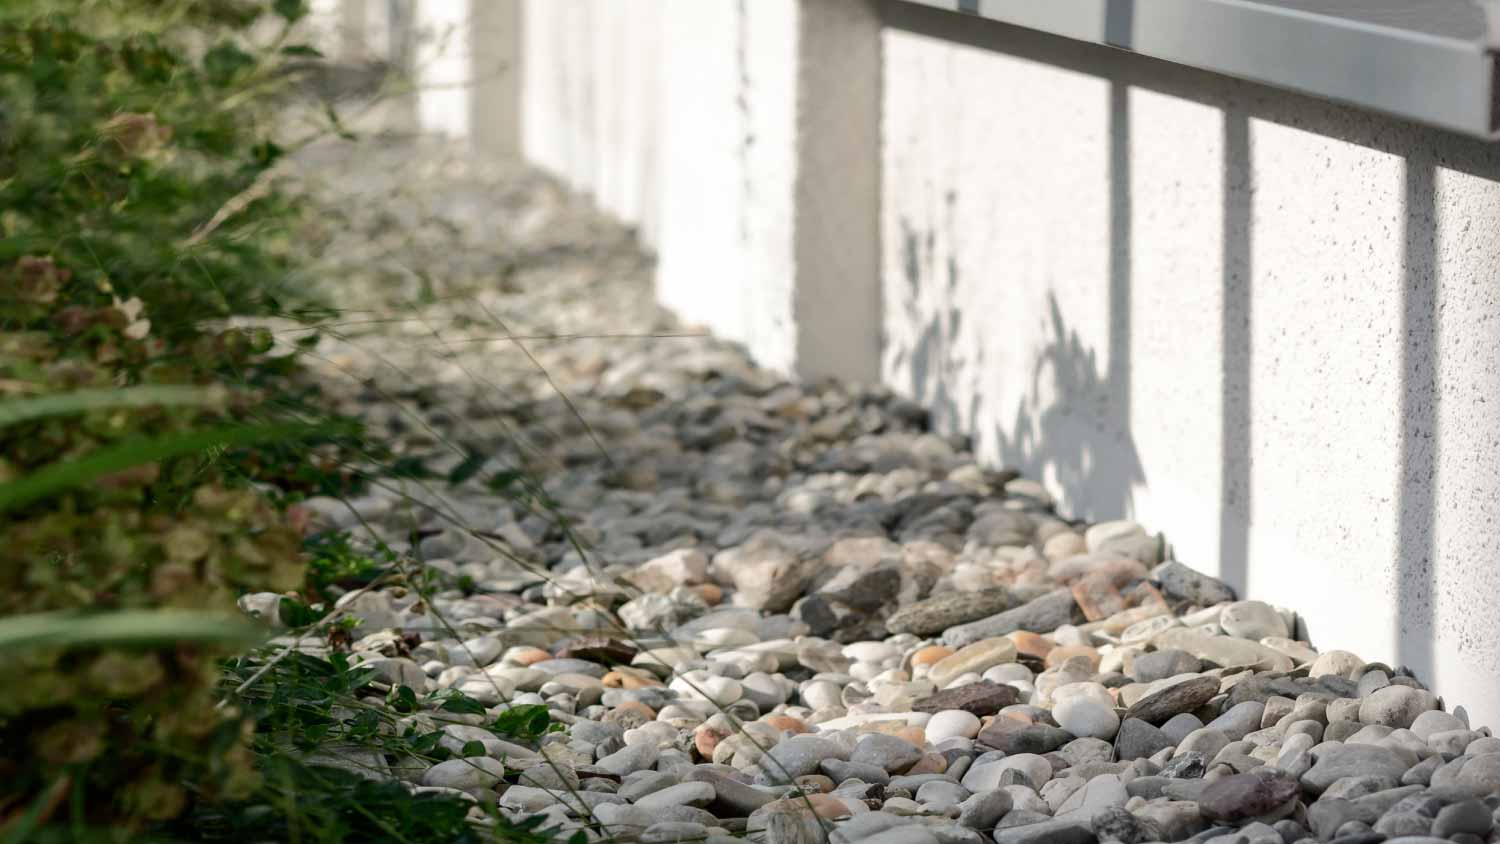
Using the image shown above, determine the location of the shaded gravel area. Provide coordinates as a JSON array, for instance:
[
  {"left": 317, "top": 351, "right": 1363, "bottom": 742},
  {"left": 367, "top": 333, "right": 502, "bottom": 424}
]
[{"left": 240, "top": 132, "right": 1500, "bottom": 844}]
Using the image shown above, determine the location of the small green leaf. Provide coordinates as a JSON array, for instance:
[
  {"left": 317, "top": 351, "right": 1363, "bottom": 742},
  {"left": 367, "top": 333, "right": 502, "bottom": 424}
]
[
  {"left": 431, "top": 689, "right": 486, "bottom": 716},
  {"left": 203, "top": 41, "right": 255, "bottom": 87},
  {"left": 277, "top": 598, "right": 325, "bottom": 628},
  {"left": 280, "top": 43, "right": 323, "bottom": 58},
  {"left": 252, "top": 140, "right": 284, "bottom": 167},
  {"left": 273, "top": 0, "right": 310, "bottom": 22},
  {"left": 445, "top": 451, "right": 486, "bottom": 486},
  {"left": 386, "top": 684, "right": 418, "bottom": 714},
  {"left": 387, "top": 456, "right": 433, "bottom": 479},
  {"left": 460, "top": 740, "right": 485, "bottom": 758},
  {"left": 491, "top": 704, "right": 551, "bottom": 740},
  {"left": 485, "top": 469, "right": 523, "bottom": 493}
]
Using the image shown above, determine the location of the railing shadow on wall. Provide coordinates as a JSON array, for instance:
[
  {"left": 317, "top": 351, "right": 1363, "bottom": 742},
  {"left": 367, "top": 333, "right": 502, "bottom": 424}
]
[
  {"left": 1398, "top": 158, "right": 1438, "bottom": 682},
  {"left": 885, "top": 0, "right": 1500, "bottom": 678}
]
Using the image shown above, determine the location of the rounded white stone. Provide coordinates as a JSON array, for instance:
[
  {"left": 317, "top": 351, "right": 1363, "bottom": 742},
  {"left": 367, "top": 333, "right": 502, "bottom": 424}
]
[
  {"left": 1219, "top": 600, "right": 1290, "bottom": 640},
  {"left": 924, "top": 709, "right": 982, "bottom": 742},
  {"left": 843, "top": 641, "right": 899, "bottom": 663},
  {"left": 983, "top": 663, "right": 1033, "bottom": 684},
  {"left": 694, "top": 627, "right": 760, "bottom": 649},
  {"left": 800, "top": 679, "right": 843, "bottom": 710},
  {"left": 1053, "top": 681, "right": 1114, "bottom": 708},
  {"left": 1054, "top": 696, "right": 1121, "bottom": 740},
  {"left": 671, "top": 673, "right": 743, "bottom": 706}
]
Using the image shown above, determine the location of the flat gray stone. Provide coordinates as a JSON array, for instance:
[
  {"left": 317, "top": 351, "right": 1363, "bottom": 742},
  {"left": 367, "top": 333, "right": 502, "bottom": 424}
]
[
  {"left": 943, "top": 589, "right": 1082, "bottom": 648},
  {"left": 1124, "top": 675, "right": 1221, "bottom": 724},
  {"left": 887, "top": 589, "right": 1016, "bottom": 636}
]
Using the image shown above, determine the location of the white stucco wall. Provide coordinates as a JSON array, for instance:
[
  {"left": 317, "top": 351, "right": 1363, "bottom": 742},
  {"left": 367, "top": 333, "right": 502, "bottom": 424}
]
[
  {"left": 413, "top": 0, "right": 470, "bottom": 137},
  {"left": 498, "top": 0, "right": 1500, "bottom": 727},
  {"left": 518, "top": 0, "right": 794, "bottom": 369},
  {"left": 882, "top": 13, "right": 1500, "bottom": 729},
  {"left": 517, "top": 0, "right": 879, "bottom": 379},
  {"left": 520, "top": 0, "right": 665, "bottom": 245}
]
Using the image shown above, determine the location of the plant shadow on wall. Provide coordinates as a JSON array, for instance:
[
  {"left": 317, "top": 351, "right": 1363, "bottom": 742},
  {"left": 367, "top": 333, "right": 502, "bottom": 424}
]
[
  {"left": 887, "top": 214, "right": 1143, "bottom": 522},
  {"left": 992, "top": 293, "right": 1145, "bottom": 522},
  {"left": 887, "top": 212, "right": 972, "bottom": 436}
]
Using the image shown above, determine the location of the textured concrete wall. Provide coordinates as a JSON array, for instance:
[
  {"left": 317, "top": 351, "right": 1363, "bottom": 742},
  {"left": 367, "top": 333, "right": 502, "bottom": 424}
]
[
  {"left": 516, "top": 0, "right": 880, "bottom": 380},
  {"left": 655, "top": 0, "right": 797, "bottom": 372},
  {"left": 412, "top": 0, "right": 469, "bottom": 137},
  {"left": 468, "top": 0, "right": 521, "bottom": 160},
  {"left": 882, "top": 6, "right": 1500, "bottom": 729},
  {"left": 519, "top": 0, "right": 664, "bottom": 244}
]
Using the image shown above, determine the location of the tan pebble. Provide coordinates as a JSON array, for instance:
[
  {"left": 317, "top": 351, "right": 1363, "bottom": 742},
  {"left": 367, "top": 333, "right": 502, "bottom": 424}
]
[
  {"left": 1042, "top": 531, "right": 1088, "bottom": 561},
  {"left": 1009, "top": 631, "right": 1055, "bottom": 660},
  {"left": 694, "top": 723, "right": 731, "bottom": 758},
  {"left": 693, "top": 583, "right": 723, "bottom": 606},
  {"left": 614, "top": 700, "right": 655, "bottom": 720},
  {"left": 1070, "top": 572, "right": 1127, "bottom": 621},
  {"left": 906, "top": 752, "right": 947, "bottom": 775},
  {"left": 762, "top": 714, "right": 810, "bottom": 734},
  {"left": 806, "top": 792, "right": 849, "bottom": 818},
  {"left": 1045, "top": 645, "right": 1101, "bottom": 672},
  {"left": 796, "top": 775, "right": 835, "bottom": 794},
  {"left": 509, "top": 647, "right": 550, "bottom": 666},
  {"left": 602, "top": 668, "right": 663, "bottom": 689},
  {"left": 911, "top": 645, "right": 954, "bottom": 667},
  {"left": 896, "top": 726, "right": 928, "bottom": 747},
  {"left": 858, "top": 721, "right": 913, "bottom": 738}
]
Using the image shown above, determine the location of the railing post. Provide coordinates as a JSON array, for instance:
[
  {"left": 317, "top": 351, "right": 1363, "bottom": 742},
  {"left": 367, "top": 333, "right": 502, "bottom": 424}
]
[
  {"left": 469, "top": 0, "right": 523, "bottom": 159},
  {"left": 791, "top": 0, "right": 882, "bottom": 382}
]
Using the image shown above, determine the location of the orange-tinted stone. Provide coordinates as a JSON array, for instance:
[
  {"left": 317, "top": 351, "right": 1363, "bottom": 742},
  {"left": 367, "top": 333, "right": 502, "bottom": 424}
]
[
  {"left": 509, "top": 647, "right": 551, "bottom": 666},
  {"left": 762, "top": 714, "right": 810, "bottom": 734},
  {"left": 602, "top": 669, "right": 663, "bottom": 689},
  {"left": 613, "top": 700, "right": 655, "bottom": 721},
  {"left": 906, "top": 752, "right": 948, "bottom": 775},
  {"left": 694, "top": 583, "right": 723, "bottom": 606},
  {"left": 796, "top": 775, "right": 835, "bottom": 794},
  {"left": 806, "top": 792, "right": 850, "bottom": 818},
  {"left": 895, "top": 726, "right": 929, "bottom": 747},
  {"left": 694, "top": 722, "right": 731, "bottom": 758},
  {"left": 1071, "top": 572, "right": 1126, "bottom": 622},
  {"left": 1008, "top": 630, "right": 1055, "bottom": 660},
  {"left": 911, "top": 645, "right": 955, "bottom": 667}
]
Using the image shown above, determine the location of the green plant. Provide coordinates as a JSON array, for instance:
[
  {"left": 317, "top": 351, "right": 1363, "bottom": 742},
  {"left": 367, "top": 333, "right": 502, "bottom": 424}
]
[{"left": 0, "top": 0, "right": 339, "bottom": 835}]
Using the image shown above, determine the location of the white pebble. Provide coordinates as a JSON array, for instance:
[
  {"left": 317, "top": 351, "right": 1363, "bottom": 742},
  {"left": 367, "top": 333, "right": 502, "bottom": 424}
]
[
  {"left": 924, "top": 709, "right": 982, "bottom": 742},
  {"left": 1053, "top": 696, "right": 1121, "bottom": 740}
]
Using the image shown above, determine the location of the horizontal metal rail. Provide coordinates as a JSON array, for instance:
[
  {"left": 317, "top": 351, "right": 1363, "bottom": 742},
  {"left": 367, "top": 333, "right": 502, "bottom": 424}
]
[{"left": 899, "top": 0, "right": 1500, "bottom": 139}]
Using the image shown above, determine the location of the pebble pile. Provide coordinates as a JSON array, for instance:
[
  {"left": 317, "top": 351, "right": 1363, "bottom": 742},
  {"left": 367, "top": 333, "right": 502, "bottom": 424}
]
[{"left": 241, "top": 134, "right": 1500, "bottom": 843}]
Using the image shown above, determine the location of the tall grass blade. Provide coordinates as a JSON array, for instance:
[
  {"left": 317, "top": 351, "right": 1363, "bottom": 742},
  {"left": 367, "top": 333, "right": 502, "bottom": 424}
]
[
  {"left": 0, "top": 386, "right": 225, "bottom": 428},
  {"left": 0, "top": 609, "right": 263, "bottom": 652},
  {"left": 0, "top": 421, "right": 345, "bottom": 512}
]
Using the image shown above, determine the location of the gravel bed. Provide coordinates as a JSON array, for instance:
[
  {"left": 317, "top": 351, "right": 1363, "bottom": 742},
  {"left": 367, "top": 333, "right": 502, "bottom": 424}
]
[{"left": 240, "top": 133, "right": 1499, "bottom": 844}]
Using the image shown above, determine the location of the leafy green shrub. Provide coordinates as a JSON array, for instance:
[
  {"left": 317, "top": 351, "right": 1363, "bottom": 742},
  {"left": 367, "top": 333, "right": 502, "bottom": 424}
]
[
  {"left": 0, "top": 0, "right": 335, "bottom": 835},
  {"left": 0, "top": 0, "right": 328, "bottom": 335}
]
